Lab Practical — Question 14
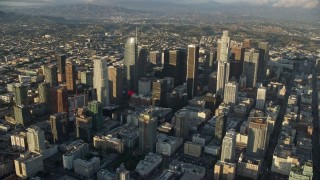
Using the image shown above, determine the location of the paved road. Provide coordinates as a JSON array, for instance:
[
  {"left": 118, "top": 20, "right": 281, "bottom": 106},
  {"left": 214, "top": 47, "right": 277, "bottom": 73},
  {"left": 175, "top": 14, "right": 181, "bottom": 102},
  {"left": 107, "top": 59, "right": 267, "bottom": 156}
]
[{"left": 312, "top": 69, "right": 320, "bottom": 178}]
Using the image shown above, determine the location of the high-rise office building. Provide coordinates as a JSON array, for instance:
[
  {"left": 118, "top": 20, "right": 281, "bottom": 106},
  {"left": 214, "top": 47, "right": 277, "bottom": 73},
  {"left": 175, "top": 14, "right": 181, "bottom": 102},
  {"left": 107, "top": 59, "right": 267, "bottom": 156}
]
[
  {"left": 136, "top": 47, "right": 148, "bottom": 91},
  {"left": 139, "top": 111, "right": 158, "bottom": 152},
  {"left": 150, "top": 51, "right": 161, "bottom": 66},
  {"left": 138, "top": 78, "right": 152, "bottom": 96},
  {"left": 65, "top": 61, "right": 76, "bottom": 93},
  {"left": 87, "top": 101, "right": 103, "bottom": 131},
  {"left": 57, "top": 86, "right": 69, "bottom": 113},
  {"left": 243, "top": 39, "right": 252, "bottom": 49},
  {"left": 108, "top": 66, "right": 124, "bottom": 104},
  {"left": 50, "top": 112, "right": 69, "bottom": 143},
  {"left": 247, "top": 118, "right": 268, "bottom": 158},
  {"left": 38, "top": 82, "right": 50, "bottom": 105},
  {"left": 44, "top": 65, "right": 58, "bottom": 87},
  {"left": 14, "top": 105, "right": 30, "bottom": 126},
  {"left": 93, "top": 58, "right": 110, "bottom": 107},
  {"left": 57, "top": 54, "right": 66, "bottom": 82},
  {"left": 13, "top": 83, "right": 28, "bottom": 106},
  {"left": 215, "top": 114, "right": 227, "bottom": 145},
  {"left": 243, "top": 49, "right": 260, "bottom": 88},
  {"left": 186, "top": 44, "right": 199, "bottom": 99},
  {"left": 230, "top": 45, "right": 244, "bottom": 80},
  {"left": 152, "top": 79, "right": 167, "bottom": 107},
  {"left": 165, "top": 49, "right": 187, "bottom": 86},
  {"left": 239, "top": 74, "right": 247, "bottom": 89},
  {"left": 221, "top": 129, "right": 236, "bottom": 162},
  {"left": 258, "top": 42, "right": 269, "bottom": 80},
  {"left": 80, "top": 71, "right": 93, "bottom": 87},
  {"left": 162, "top": 49, "right": 170, "bottom": 70},
  {"left": 124, "top": 37, "right": 138, "bottom": 91},
  {"left": 174, "top": 109, "right": 189, "bottom": 140},
  {"left": 223, "top": 81, "right": 238, "bottom": 108},
  {"left": 208, "top": 72, "right": 217, "bottom": 93},
  {"left": 256, "top": 85, "right": 267, "bottom": 110},
  {"left": 216, "top": 31, "right": 231, "bottom": 96},
  {"left": 203, "top": 50, "right": 215, "bottom": 85},
  {"left": 76, "top": 110, "right": 93, "bottom": 143},
  {"left": 216, "top": 61, "right": 230, "bottom": 95},
  {"left": 27, "top": 125, "right": 46, "bottom": 153}
]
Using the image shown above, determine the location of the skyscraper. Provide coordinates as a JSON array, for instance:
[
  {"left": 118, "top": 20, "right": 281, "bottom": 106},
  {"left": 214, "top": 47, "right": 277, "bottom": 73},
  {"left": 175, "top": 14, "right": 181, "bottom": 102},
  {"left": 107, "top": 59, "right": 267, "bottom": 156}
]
[
  {"left": 27, "top": 125, "right": 46, "bottom": 153},
  {"left": 136, "top": 47, "right": 148, "bottom": 91},
  {"left": 221, "top": 129, "right": 236, "bottom": 162},
  {"left": 65, "top": 61, "right": 76, "bottom": 93},
  {"left": 216, "top": 30, "right": 231, "bottom": 96},
  {"left": 57, "top": 86, "right": 69, "bottom": 113},
  {"left": 215, "top": 114, "right": 227, "bottom": 145},
  {"left": 150, "top": 51, "right": 161, "bottom": 66},
  {"left": 174, "top": 109, "right": 189, "bottom": 139},
  {"left": 38, "top": 82, "right": 50, "bottom": 105},
  {"left": 93, "top": 58, "right": 110, "bottom": 107},
  {"left": 243, "top": 48, "right": 260, "bottom": 88},
  {"left": 258, "top": 42, "right": 269, "bottom": 80},
  {"left": 256, "top": 85, "right": 267, "bottom": 110},
  {"left": 124, "top": 37, "right": 138, "bottom": 91},
  {"left": 203, "top": 50, "right": 214, "bottom": 85},
  {"left": 57, "top": 54, "right": 66, "bottom": 83},
  {"left": 139, "top": 111, "right": 158, "bottom": 152},
  {"left": 208, "top": 72, "right": 217, "bottom": 93},
  {"left": 87, "top": 101, "right": 103, "bottom": 131},
  {"left": 152, "top": 79, "right": 167, "bottom": 107},
  {"left": 108, "top": 66, "right": 124, "bottom": 104},
  {"left": 76, "top": 109, "right": 93, "bottom": 143},
  {"left": 14, "top": 105, "right": 30, "bottom": 126},
  {"left": 44, "top": 65, "right": 58, "bottom": 87},
  {"left": 13, "top": 83, "right": 28, "bottom": 106},
  {"left": 186, "top": 44, "right": 199, "bottom": 99},
  {"left": 247, "top": 118, "right": 268, "bottom": 158},
  {"left": 50, "top": 112, "right": 69, "bottom": 143},
  {"left": 243, "top": 39, "right": 252, "bottom": 49},
  {"left": 223, "top": 81, "right": 238, "bottom": 108}
]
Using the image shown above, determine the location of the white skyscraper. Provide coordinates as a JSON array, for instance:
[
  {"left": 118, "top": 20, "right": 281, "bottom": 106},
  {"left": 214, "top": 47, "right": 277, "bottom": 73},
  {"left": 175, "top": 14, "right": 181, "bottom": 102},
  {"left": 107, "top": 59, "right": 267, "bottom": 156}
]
[
  {"left": 27, "top": 125, "right": 46, "bottom": 153},
  {"left": 216, "top": 30, "right": 231, "bottom": 95},
  {"left": 93, "top": 58, "right": 110, "bottom": 107},
  {"left": 223, "top": 81, "right": 238, "bottom": 107},
  {"left": 256, "top": 85, "right": 267, "bottom": 110},
  {"left": 124, "top": 37, "right": 138, "bottom": 91},
  {"left": 221, "top": 129, "right": 236, "bottom": 162}
]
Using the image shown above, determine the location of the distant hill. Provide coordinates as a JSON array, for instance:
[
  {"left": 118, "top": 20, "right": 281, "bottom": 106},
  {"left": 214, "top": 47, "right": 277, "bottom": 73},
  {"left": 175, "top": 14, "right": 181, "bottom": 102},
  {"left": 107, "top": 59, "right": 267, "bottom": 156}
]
[{"left": 14, "top": 4, "right": 149, "bottom": 20}]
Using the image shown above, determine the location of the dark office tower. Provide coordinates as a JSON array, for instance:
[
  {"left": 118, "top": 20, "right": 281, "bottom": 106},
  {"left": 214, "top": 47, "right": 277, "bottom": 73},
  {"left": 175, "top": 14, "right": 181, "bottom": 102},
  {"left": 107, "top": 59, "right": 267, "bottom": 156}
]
[
  {"left": 258, "top": 42, "right": 269, "bottom": 80},
  {"left": 57, "top": 54, "right": 66, "bottom": 83},
  {"left": 87, "top": 101, "right": 103, "bottom": 131},
  {"left": 243, "top": 49, "right": 260, "bottom": 88},
  {"left": 186, "top": 45, "right": 199, "bottom": 99},
  {"left": 166, "top": 49, "right": 183, "bottom": 86},
  {"left": 203, "top": 51, "right": 214, "bottom": 85},
  {"left": 247, "top": 118, "right": 268, "bottom": 158},
  {"left": 208, "top": 72, "right": 217, "bottom": 93},
  {"left": 14, "top": 105, "right": 30, "bottom": 126},
  {"left": 38, "top": 82, "right": 50, "bottom": 105},
  {"left": 65, "top": 61, "right": 76, "bottom": 93},
  {"left": 108, "top": 66, "right": 124, "bottom": 105},
  {"left": 57, "top": 86, "right": 68, "bottom": 113},
  {"left": 243, "top": 39, "right": 252, "bottom": 49},
  {"left": 174, "top": 109, "right": 189, "bottom": 140},
  {"left": 230, "top": 60, "right": 243, "bottom": 80},
  {"left": 13, "top": 83, "right": 28, "bottom": 106},
  {"left": 162, "top": 49, "right": 170, "bottom": 69},
  {"left": 124, "top": 37, "right": 138, "bottom": 91},
  {"left": 150, "top": 51, "right": 161, "bottom": 66},
  {"left": 76, "top": 113, "right": 93, "bottom": 143},
  {"left": 135, "top": 47, "right": 148, "bottom": 91},
  {"left": 215, "top": 114, "right": 227, "bottom": 145},
  {"left": 152, "top": 79, "right": 167, "bottom": 107},
  {"left": 51, "top": 86, "right": 68, "bottom": 114},
  {"left": 139, "top": 112, "right": 158, "bottom": 153},
  {"left": 44, "top": 65, "right": 58, "bottom": 87},
  {"left": 50, "top": 112, "right": 69, "bottom": 143}
]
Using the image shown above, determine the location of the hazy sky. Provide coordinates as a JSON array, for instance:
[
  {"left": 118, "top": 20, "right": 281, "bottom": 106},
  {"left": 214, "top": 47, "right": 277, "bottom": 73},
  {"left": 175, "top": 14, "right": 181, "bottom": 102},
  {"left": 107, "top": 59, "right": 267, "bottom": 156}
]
[{"left": 0, "top": 0, "right": 319, "bottom": 9}]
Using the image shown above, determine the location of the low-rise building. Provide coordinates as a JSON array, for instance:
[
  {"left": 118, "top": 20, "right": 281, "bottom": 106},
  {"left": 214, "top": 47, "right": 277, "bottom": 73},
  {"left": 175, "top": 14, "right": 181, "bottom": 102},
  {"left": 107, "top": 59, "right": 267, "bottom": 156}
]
[
  {"left": 184, "top": 141, "right": 202, "bottom": 157},
  {"left": 289, "top": 161, "right": 313, "bottom": 180},
  {"left": 214, "top": 160, "right": 236, "bottom": 180},
  {"left": 14, "top": 152, "right": 44, "bottom": 179},
  {"left": 11, "top": 131, "right": 27, "bottom": 151},
  {"left": 136, "top": 152, "right": 162, "bottom": 177},
  {"left": 271, "top": 144, "right": 299, "bottom": 175},
  {"left": 93, "top": 135, "right": 124, "bottom": 154},
  {"left": 156, "top": 133, "right": 182, "bottom": 156},
  {"left": 237, "top": 153, "right": 261, "bottom": 180},
  {"left": 62, "top": 140, "right": 89, "bottom": 170},
  {"left": 74, "top": 157, "right": 100, "bottom": 178}
]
